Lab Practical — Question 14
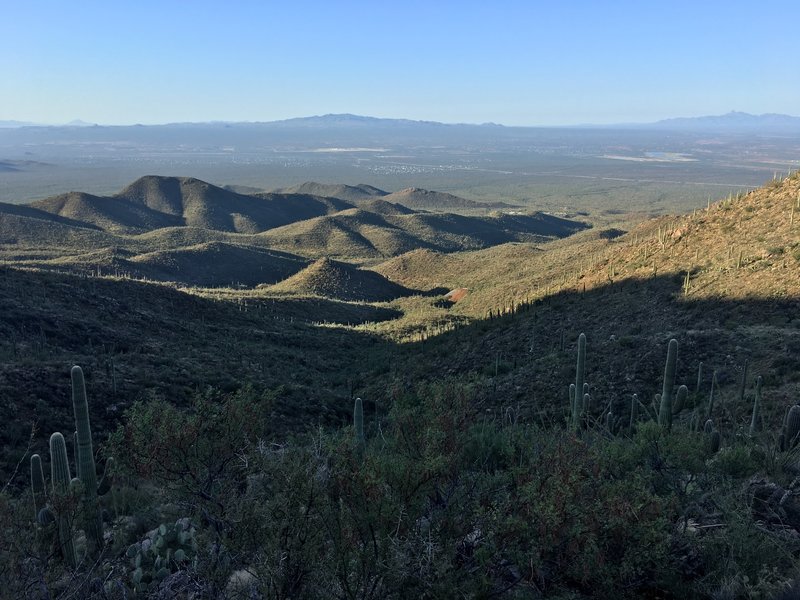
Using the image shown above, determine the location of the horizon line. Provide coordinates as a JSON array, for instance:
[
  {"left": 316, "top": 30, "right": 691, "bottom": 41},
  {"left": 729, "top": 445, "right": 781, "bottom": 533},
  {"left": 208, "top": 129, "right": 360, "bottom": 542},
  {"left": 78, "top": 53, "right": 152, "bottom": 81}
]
[{"left": 3, "top": 110, "right": 800, "bottom": 130}]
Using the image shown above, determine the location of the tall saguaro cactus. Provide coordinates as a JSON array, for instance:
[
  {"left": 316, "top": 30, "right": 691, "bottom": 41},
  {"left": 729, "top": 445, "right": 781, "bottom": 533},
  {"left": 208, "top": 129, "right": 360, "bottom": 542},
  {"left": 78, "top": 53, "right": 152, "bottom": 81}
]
[
  {"left": 353, "top": 397, "right": 365, "bottom": 456},
  {"left": 50, "top": 432, "right": 77, "bottom": 568},
  {"left": 30, "top": 454, "right": 46, "bottom": 520},
  {"left": 573, "top": 333, "right": 586, "bottom": 430},
  {"left": 658, "top": 339, "right": 678, "bottom": 431},
  {"left": 749, "top": 376, "right": 762, "bottom": 436},
  {"left": 71, "top": 365, "right": 103, "bottom": 553},
  {"left": 786, "top": 405, "right": 800, "bottom": 449}
]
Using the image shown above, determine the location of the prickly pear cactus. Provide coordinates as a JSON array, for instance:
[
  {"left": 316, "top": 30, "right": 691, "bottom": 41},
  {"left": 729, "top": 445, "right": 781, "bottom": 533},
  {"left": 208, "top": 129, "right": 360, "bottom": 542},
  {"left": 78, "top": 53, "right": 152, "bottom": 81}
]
[{"left": 127, "top": 518, "right": 198, "bottom": 594}]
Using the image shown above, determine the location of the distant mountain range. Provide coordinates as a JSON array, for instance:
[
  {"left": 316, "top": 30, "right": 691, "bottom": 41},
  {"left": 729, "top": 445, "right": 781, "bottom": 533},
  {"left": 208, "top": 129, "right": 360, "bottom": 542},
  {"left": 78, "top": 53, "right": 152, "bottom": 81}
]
[
  {"left": 3, "top": 111, "right": 798, "bottom": 131},
  {"left": 651, "top": 111, "right": 800, "bottom": 131}
]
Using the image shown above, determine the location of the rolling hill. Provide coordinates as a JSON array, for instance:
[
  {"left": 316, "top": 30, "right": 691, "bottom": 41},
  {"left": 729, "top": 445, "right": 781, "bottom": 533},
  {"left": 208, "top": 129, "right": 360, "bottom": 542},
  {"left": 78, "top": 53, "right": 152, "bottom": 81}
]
[
  {"left": 272, "top": 182, "right": 388, "bottom": 203},
  {"left": 375, "top": 172, "right": 800, "bottom": 318},
  {"left": 13, "top": 242, "right": 309, "bottom": 288},
  {"left": 28, "top": 176, "right": 356, "bottom": 234},
  {"left": 270, "top": 257, "right": 415, "bottom": 302},
  {"left": 381, "top": 187, "right": 516, "bottom": 210},
  {"left": 260, "top": 206, "right": 587, "bottom": 259}
]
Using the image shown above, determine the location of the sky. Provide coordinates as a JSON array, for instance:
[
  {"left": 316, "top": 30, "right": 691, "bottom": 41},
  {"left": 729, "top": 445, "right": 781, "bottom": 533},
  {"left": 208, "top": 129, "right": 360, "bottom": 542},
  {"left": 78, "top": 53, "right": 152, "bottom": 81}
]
[{"left": 1, "top": 0, "right": 797, "bottom": 126}]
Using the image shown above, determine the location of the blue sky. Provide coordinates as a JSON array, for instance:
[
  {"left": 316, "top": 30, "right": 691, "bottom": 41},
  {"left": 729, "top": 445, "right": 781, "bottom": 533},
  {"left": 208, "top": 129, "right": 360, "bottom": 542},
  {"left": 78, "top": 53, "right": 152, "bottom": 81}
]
[{"left": 1, "top": 1, "right": 797, "bottom": 125}]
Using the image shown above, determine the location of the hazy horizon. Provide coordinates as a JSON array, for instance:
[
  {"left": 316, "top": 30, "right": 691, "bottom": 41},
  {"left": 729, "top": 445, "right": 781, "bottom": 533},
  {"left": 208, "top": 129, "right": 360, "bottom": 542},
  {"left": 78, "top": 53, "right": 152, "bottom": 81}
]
[
  {"left": 1, "top": 1, "right": 798, "bottom": 126},
  {"left": 2, "top": 110, "right": 800, "bottom": 129}
]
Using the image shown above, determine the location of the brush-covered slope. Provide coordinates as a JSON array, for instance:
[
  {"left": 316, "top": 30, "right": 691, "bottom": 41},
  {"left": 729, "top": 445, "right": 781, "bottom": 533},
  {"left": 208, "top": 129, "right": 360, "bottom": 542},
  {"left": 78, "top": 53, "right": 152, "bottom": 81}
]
[
  {"left": 381, "top": 187, "right": 516, "bottom": 210},
  {"left": 376, "top": 173, "right": 800, "bottom": 319},
  {"left": 0, "top": 265, "right": 403, "bottom": 482},
  {"left": 261, "top": 205, "right": 587, "bottom": 259},
  {"left": 30, "top": 191, "right": 180, "bottom": 233},
  {"left": 27, "top": 176, "right": 356, "bottom": 234},
  {"left": 271, "top": 257, "right": 414, "bottom": 301},
  {"left": 119, "top": 176, "right": 355, "bottom": 232},
  {"left": 272, "top": 182, "right": 388, "bottom": 203},
  {"left": 17, "top": 242, "right": 309, "bottom": 288},
  {"left": 130, "top": 242, "right": 308, "bottom": 287},
  {"left": 377, "top": 175, "right": 800, "bottom": 439},
  {"left": 0, "top": 202, "right": 120, "bottom": 253}
]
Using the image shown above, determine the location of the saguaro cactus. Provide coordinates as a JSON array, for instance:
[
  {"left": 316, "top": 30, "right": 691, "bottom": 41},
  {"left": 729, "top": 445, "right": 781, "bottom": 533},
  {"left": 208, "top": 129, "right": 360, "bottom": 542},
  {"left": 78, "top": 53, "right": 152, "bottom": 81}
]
[
  {"left": 749, "top": 376, "right": 762, "bottom": 436},
  {"left": 707, "top": 371, "right": 718, "bottom": 418},
  {"left": 30, "top": 454, "right": 46, "bottom": 520},
  {"left": 738, "top": 359, "right": 749, "bottom": 405},
  {"left": 629, "top": 395, "right": 639, "bottom": 429},
  {"left": 786, "top": 405, "right": 800, "bottom": 449},
  {"left": 569, "top": 384, "right": 576, "bottom": 421},
  {"left": 673, "top": 385, "right": 688, "bottom": 414},
  {"left": 573, "top": 333, "right": 586, "bottom": 430},
  {"left": 695, "top": 362, "right": 703, "bottom": 394},
  {"left": 50, "top": 432, "right": 77, "bottom": 568},
  {"left": 353, "top": 397, "right": 365, "bottom": 455},
  {"left": 658, "top": 339, "right": 678, "bottom": 431},
  {"left": 71, "top": 365, "right": 103, "bottom": 553}
]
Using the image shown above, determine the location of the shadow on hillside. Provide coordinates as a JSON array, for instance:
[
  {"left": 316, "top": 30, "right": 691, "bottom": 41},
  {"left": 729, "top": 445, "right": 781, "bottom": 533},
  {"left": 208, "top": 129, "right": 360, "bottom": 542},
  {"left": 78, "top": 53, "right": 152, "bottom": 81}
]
[
  {"left": 395, "top": 271, "right": 799, "bottom": 426},
  {"left": 1, "top": 265, "right": 798, "bottom": 486}
]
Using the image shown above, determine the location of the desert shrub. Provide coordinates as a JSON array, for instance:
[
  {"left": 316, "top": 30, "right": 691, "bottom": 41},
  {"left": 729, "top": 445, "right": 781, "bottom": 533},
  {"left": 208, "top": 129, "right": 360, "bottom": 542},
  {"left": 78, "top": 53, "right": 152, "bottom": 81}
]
[{"left": 5, "top": 379, "right": 800, "bottom": 598}]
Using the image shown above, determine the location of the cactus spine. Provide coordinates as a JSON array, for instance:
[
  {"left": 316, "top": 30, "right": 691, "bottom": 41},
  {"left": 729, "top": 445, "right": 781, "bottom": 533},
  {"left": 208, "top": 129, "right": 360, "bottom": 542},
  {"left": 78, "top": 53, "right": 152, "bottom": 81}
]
[
  {"left": 71, "top": 365, "right": 103, "bottom": 553},
  {"left": 573, "top": 333, "right": 586, "bottom": 430},
  {"left": 749, "top": 376, "right": 762, "bottom": 436},
  {"left": 658, "top": 339, "right": 678, "bottom": 431},
  {"left": 30, "top": 454, "right": 46, "bottom": 520},
  {"left": 354, "top": 397, "right": 365, "bottom": 455},
  {"left": 50, "top": 432, "right": 77, "bottom": 568}
]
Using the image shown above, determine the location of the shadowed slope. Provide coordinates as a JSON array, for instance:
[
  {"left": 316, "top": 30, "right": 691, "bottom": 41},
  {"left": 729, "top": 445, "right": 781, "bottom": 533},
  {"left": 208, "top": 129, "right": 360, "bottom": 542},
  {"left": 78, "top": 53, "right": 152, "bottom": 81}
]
[{"left": 130, "top": 242, "right": 308, "bottom": 287}]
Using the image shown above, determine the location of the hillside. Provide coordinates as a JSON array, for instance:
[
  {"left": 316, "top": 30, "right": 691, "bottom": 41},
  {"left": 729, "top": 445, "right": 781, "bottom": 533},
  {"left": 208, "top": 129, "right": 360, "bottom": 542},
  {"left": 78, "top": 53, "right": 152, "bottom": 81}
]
[
  {"left": 369, "top": 174, "right": 800, "bottom": 420},
  {"left": 272, "top": 181, "right": 388, "bottom": 202},
  {"left": 1, "top": 173, "right": 799, "bottom": 600},
  {"left": 30, "top": 191, "right": 180, "bottom": 233},
  {"left": 270, "top": 257, "right": 415, "bottom": 301},
  {"left": 261, "top": 206, "right": 587, "bottom": 259},
  {"left": 28, "top": 176, "right": 356, "bottom": 234},
  {"left": 381, "top": 187, "right": 516, "bottom": 210},
  {"left": 13, "top": 241, "right": 309, "bottom": 288},
  {"left": 129, "top": 243, "right": 309, "bottom": 287}
]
